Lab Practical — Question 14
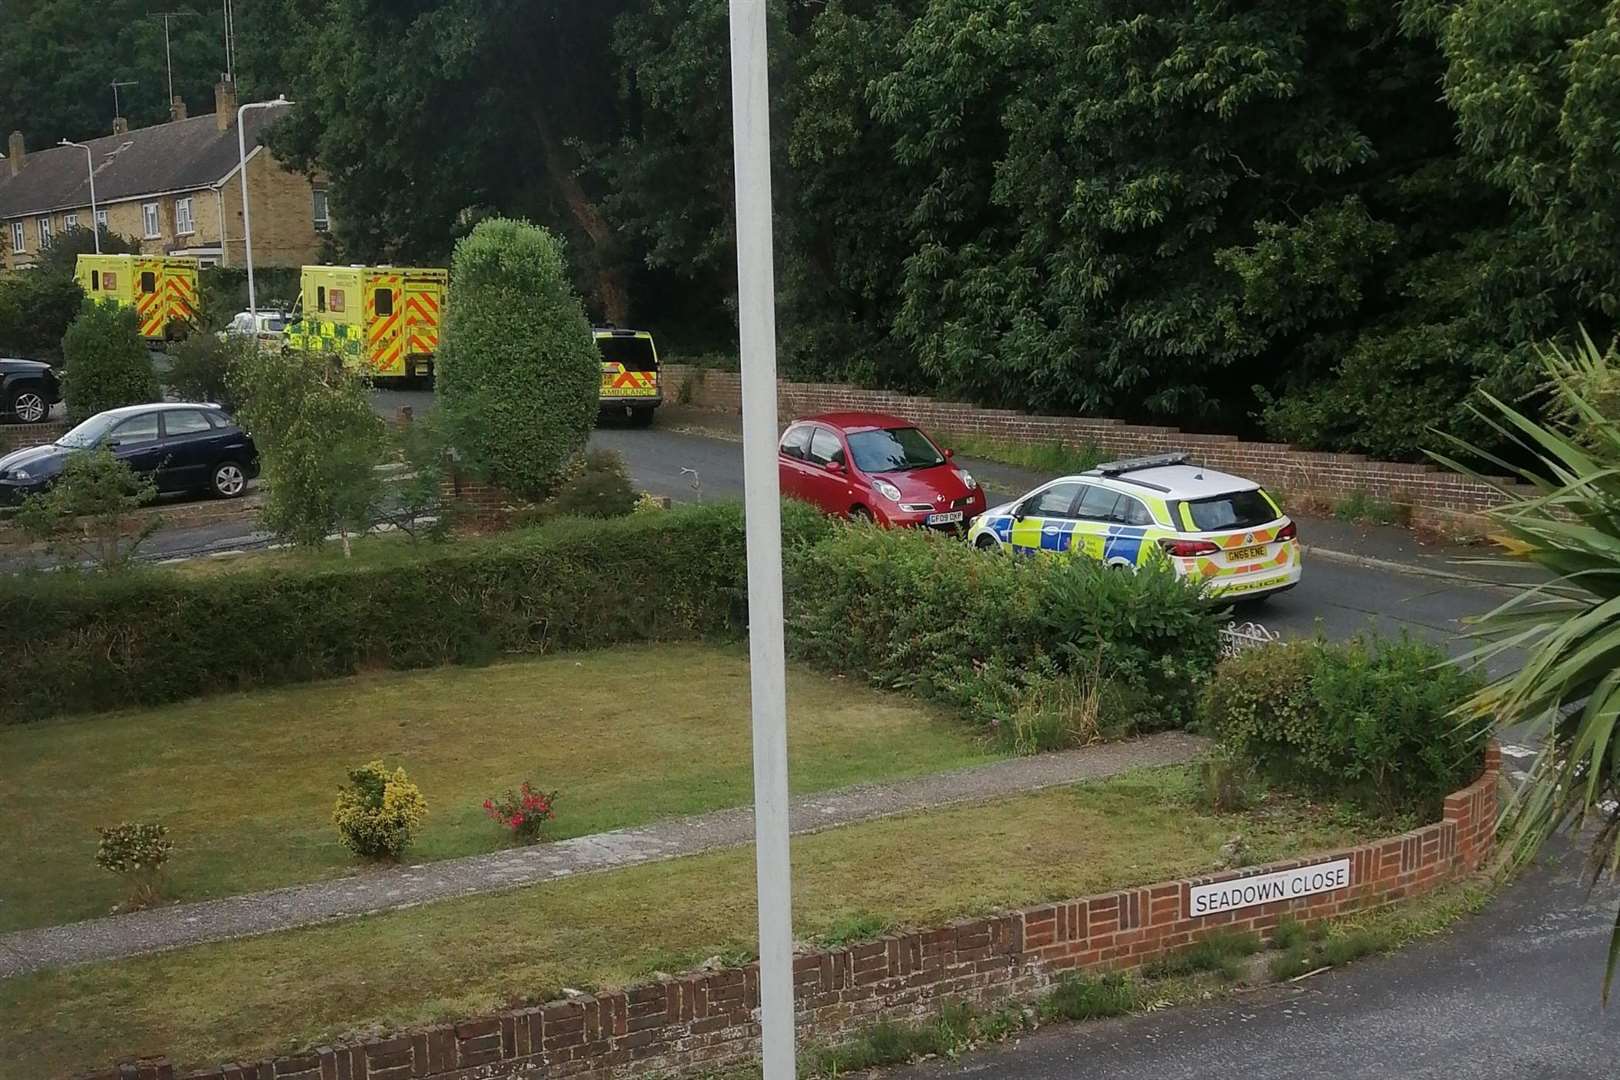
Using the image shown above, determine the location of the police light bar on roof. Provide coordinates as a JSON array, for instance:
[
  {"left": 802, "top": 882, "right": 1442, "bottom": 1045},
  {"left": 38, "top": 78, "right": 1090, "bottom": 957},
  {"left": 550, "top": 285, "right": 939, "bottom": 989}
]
[{"left": 1092, "top": 452, "right": 1190, "bottom": 476}]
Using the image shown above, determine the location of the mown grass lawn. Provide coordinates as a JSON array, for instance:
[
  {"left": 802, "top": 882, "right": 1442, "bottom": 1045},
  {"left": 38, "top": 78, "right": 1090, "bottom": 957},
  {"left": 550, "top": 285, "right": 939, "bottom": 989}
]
[
  {"left": 0, "top": 643, "right": 992, "bottom": 932},
  {"left": 0, "top": 767, "right": 1388, "bottom": 1080}
]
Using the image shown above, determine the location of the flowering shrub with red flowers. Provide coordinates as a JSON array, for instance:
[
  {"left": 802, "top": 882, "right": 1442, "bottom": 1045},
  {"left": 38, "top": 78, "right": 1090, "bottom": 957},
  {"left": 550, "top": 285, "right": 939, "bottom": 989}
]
[{"left": 482, "top": 782, "right": 557, "bottom": 844}]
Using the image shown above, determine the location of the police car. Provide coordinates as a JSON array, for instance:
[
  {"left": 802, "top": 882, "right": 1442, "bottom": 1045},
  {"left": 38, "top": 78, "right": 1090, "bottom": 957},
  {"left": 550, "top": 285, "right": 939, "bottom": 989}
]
[{"left": 966, "top": 453, "right": 1302, "bottom": 600}]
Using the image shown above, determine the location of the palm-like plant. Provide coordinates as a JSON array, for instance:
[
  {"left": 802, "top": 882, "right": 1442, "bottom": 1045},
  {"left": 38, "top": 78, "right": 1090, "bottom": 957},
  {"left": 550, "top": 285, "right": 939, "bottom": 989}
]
[{"left": 1435, "top": 330, "right": 1620, "bottom": 1000}]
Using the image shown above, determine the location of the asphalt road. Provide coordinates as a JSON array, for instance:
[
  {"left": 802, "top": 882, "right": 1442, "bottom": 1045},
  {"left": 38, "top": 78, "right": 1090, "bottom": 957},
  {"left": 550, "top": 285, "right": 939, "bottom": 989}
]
[{"left": 893, "top": 843, "right": 1620, "bottom": 1080}]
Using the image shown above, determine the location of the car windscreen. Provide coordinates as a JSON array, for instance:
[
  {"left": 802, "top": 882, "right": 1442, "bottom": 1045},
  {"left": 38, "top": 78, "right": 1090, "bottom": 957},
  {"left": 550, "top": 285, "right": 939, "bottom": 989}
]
[
  {"left": 263, "top": 317, "right": 287, "bottom": 333},
  {"left": 596, "top": 335, "right": 657, "bottom": 371},
  {"left": 1185, "top": 488, "right": 1278, "bottom": 532},
  {"left": 57, "top": 413, "right": 120, "bottom": 448},
  {"left": 847, "top": 427, "right": 945, "bottom": 474}
]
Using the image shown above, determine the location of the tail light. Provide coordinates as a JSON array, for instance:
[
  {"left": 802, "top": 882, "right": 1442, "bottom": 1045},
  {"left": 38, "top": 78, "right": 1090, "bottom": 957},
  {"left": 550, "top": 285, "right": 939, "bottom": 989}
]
[
  {"left": 1158, "top": 538, "right": 1221, "bottom": 558},
  {"left": 1277, "top": 522, "right": 1298, "bottom": 542}
]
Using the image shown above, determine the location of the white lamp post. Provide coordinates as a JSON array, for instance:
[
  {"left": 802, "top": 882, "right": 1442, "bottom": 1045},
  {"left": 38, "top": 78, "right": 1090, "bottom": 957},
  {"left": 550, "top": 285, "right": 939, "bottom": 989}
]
[
  {"left": 727, "top": 3, "right": 796, "bottom": 1079},
  {"left": 58, "top": 140, "right": 101, "bottom": 253},
  {"left": 237, "top": 95, "right": 292, "bottom": 322}
]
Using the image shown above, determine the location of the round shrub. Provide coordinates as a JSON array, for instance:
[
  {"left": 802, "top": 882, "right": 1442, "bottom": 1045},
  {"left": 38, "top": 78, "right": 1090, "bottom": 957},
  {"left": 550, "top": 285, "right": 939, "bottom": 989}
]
[
  {"left": 95, "top": 821, "right": 173, "bottom": 909},
  {"left": 1200, "top": 634, "right": 1488, "bottom": 814},
  {"left": 437, "top": 218, "right": 599, "bottom": 499},
  {"left": 550, "top": 449, "right": 637, "bottom": 518},
  {"left": 61, "top": 299, "right": 159, "bottom": 421},
  {"left": 332, "top": 761, "right": 428, "bottom": 859}
]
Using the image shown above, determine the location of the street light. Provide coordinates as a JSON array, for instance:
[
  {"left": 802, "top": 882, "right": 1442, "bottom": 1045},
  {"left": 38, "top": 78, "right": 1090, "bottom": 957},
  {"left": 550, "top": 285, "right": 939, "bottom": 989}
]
[
  {"left": 237, "top": 95, "right": 293, "bottom": 322},
  {"left": 58, "top": 140, "right": 101, "bottom": 254},
  {"left": 727, "top": 3, "right": 796, "bottom": 1079}
]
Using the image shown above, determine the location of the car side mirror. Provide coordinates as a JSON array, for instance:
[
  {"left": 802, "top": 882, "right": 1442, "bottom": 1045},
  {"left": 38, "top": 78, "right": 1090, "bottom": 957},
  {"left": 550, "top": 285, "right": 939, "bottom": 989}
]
[
  {"left": 105, "top": 439, "right": 122, "bottom": 449},
  {"left": 826, "top": 460, "right": 845, "bottom": 474},
  {"left": 944, "top": 448, "right": 955, "bottom": 459}
]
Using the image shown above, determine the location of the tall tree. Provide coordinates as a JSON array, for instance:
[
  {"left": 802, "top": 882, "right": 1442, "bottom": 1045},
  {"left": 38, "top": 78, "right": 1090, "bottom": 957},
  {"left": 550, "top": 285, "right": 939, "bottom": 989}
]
[
  {"left": 0, "top": 1, "right": 229, "bottom": 145},
  {"left": 265, "top": 0, "right": 634, "bottom": 321}
]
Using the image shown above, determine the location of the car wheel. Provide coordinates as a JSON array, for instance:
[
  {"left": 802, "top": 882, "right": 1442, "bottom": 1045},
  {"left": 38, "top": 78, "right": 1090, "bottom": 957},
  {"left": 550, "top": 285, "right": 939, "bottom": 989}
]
[
  {"left": 211, "top": 460, "right": 248, "bottom": 499},
  {"left": 8, "top": 387, "right": 48, "bottom": 424},
  {"left": 849, "top": 505, "right": 873, "bottom": 524},
  {"left": 975, "top": 533, "right": 1001, "bottom": 551}
]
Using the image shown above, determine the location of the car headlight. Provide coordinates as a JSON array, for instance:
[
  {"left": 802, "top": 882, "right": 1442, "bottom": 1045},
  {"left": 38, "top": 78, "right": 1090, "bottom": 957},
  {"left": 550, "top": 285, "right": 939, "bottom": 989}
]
[
  {"left": 873, "top": 479, "right": 902, "bottom": 502},
  {"left": 8, "top": 468, "right": 29, "bottom": 481},
  {"left": 955, "top": 469, "right": 978, "bottom": 491}
]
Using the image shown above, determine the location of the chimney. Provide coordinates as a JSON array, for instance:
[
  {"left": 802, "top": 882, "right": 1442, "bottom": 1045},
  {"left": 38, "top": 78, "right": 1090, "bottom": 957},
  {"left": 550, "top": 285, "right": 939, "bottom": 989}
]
[
  {"left": 215, "top": 79, "right": 238, "bottom": 132},
  {"left": 6, "top": 131, "right": 22, "bottom": 177},
  {"left": 170, "top": 96, "right": 188, "bottom": 123},
  {"left": 112, "top": 116, "right": 130, "bottom": 136}
]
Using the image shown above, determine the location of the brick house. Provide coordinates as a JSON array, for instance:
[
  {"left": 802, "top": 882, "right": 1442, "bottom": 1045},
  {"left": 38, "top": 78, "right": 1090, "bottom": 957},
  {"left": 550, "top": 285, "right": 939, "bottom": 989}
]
[{"left": 0, "top": 81, "right": 327, "bottom": 271}]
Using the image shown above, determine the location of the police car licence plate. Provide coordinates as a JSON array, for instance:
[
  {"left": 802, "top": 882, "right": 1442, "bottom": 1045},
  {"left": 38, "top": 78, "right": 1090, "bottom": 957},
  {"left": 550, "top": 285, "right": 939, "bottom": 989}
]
[
  {"left": 1227, "top": 544, "right": 1267, "bottom": 562},
  {"left": 927, "top": 511, "right": 964, "bottom": 525}
]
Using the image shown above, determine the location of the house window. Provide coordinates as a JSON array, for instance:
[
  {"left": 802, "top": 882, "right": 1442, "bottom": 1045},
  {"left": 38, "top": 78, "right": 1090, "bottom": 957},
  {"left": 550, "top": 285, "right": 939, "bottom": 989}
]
[
  {"left": 37, "top": 217, "right": 52, "bottom": 246},
  {"left": 312, "top": 188, "right": 330, "bottom": 233},
  {"left": 95, "top": 209, "right": 108, "bottom": 231},
  {"left": 142, "top": 202, "right": 160, "bottom": 239},
  {"left": 9, "top": 221, "right": 23, "bottom": 253},
  {"left": 175, "top": 197, "right": 194, "bottom": 236},
  {"left": 64, "top": 212, "right": 79, "bottom": 230}
]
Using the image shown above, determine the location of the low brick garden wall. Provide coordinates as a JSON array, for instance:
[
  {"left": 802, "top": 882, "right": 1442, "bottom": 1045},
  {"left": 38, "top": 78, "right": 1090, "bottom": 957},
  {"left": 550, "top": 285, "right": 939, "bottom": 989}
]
[
  {"left": 0, "top": 420, "right": 70, "bottom": 451},
  {"left": 84, "top": 746, "right": 1500, "bottom": 1080},
  {"left": 662, "top": 365, "right": 1526, "bottom": 534}
]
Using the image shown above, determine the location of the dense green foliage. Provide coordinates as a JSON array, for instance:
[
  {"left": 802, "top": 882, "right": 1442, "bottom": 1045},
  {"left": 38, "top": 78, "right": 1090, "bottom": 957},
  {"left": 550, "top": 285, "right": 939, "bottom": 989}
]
[
  {"left": 59, "top": 300, "right": 158, "bottom": 421},
  {"left": 1441, "top": 333, "right": 1620, "bottom": 997},
  {"left": 161, "top": 0, "right": 1606, "bottom": 460},
  {"left": 229, "top": 347, "right": 386, "bottom": 549},
  {"left": 1200, "top": 635, "right": 1486, "bottom": 814},
  {"left": 164, "top": 334, "right": 249, "bottom": 411},
  {"left": 0, "top": 0, "right": 228, "bottom": 145},
  {"left": 0, "top": 272, "right": 84, "bottom": 363},
  {"left": 30, "top": 226, "right": 140, "bottom": 279},
  {"left": 437, "top": 219, "right": 600, "bottom": 499},
  {"left": 14, "top": 447, "right": 158, "bottom": 570},
  {"left": 786, "top": 527, "right": 1223, "bottom": 748},
  {"left": 332, "top": 761, "right": 428, "bottom": 860},
  {"left": 547, "top": 449, "right": 638, "bottom": 520}
]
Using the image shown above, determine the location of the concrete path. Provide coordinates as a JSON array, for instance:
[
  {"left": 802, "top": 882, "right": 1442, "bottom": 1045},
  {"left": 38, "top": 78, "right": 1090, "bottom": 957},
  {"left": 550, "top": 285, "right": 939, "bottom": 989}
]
[{"left": 0, "top": 732, "right": 1205, "bottom": 978}]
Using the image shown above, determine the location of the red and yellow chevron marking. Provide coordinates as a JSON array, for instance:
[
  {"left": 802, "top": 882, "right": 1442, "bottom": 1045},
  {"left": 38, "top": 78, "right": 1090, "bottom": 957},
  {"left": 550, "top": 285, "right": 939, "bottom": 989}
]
[
  {"left": 166, "top": 276, "right": 198, "bottom": 324},
  {"left": 135, "top": 291, "right": 164, "bottom": 337}
]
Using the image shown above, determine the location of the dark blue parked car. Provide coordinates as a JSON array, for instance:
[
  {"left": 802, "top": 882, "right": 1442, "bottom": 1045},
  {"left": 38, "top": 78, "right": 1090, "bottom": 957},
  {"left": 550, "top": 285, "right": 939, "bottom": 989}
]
[{"left": 0, "top": 402, "right": 259, "bottom": 505}]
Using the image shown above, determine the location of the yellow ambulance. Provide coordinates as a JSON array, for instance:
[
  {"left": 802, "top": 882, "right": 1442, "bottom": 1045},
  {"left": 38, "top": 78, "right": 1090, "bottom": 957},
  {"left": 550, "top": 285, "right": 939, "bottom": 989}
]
[
  {"left": 596, "top": 326, "right": 661, "bottom": 427},
  {"left": 283, "top": 265, "right": 447, "bottom": 383},
  {"left": 74, "top": 254, "right": 201, "bottom": 341}
]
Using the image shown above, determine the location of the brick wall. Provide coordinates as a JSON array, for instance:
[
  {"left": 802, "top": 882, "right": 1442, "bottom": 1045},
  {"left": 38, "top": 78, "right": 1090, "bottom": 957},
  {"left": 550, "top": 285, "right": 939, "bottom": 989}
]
[
  {"left": 0, "top": 420, "right": 68, "bottom": 451},
  {"left": 84, "top": 747, "right": 1500, "bottom": 1080},
  {"left": 663, "top": 365, "right": 1526, "bottom": 532}
]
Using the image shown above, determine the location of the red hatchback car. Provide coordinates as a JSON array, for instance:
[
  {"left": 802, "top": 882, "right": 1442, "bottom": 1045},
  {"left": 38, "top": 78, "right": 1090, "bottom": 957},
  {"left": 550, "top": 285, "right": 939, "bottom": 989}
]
[{"left": 778, "top": 412, "right": 986, "bottom": 529}]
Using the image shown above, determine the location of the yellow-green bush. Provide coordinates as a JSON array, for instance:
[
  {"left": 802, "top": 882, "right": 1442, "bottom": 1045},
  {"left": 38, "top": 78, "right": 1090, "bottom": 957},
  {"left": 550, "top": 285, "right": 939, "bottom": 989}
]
[{"left": 332, "top": 761, "right": 428, "bottom": 860}]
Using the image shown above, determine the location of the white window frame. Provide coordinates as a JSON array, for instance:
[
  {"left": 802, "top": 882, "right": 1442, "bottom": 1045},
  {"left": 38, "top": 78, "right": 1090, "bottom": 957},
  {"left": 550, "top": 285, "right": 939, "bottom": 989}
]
[
  {"left": 312, "top": 188, "right": 330, "bottom": 233},
  {"left": 95, "top": 208, "right": 108, "bottom": 231},
  {"left": 64, "top": 212, "right": 79, "bottom": 230},
  {"left": 142, "top": 201, "right": 161, "bottom": 240},
  {"left": 9, "top": 221, "right": 23, "bottom": 253},
  {"left": 37, "top": 217, "right": 53, "bottom": 246},
  {"left": 174, "top": 196, "right": 195, "bottom": 236}
]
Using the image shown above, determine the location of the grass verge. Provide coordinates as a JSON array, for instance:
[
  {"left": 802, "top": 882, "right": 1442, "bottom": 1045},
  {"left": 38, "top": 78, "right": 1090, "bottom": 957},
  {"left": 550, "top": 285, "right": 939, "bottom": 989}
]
[
  {"left": 0, "top": 767, "right": 1386, "bottom": 1078},
  {"left": 0, "top": 643, "right": 992, "bottom": 932},
  {"left": 936, "top": 432, "right": 1106, "bottom": 475}
]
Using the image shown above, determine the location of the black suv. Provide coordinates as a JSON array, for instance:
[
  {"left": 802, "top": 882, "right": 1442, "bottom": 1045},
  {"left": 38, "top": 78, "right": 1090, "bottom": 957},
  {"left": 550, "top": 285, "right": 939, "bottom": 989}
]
[{"left": 1, "top": 358, "right": 60, "bottom": 424}]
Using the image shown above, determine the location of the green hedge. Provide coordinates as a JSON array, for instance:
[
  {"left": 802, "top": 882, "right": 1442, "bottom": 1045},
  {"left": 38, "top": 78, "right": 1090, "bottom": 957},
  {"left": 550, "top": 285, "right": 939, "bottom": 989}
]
[
  {"left": 0, "top": 504, "right": 831, "bottom": 724},
  {"left": 1199, "top": 634, "right": 1487, "bottom": 814},
  {"left": 785, "top": 526, "right": 1223, "bottom": 746}
]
